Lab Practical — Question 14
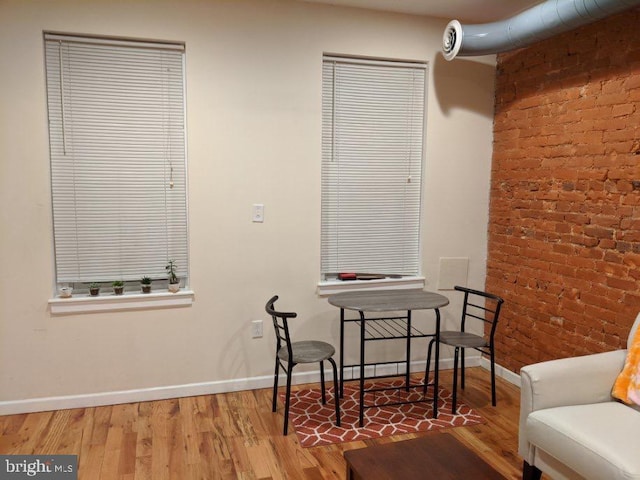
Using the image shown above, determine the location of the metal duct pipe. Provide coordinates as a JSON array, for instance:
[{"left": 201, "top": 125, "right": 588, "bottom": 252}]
[{"left": 443, "top": 0, "right": 640, "bottom": 60}]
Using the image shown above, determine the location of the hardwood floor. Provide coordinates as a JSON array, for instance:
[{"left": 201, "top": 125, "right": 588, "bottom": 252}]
[{"left": 0, "top": 368, "right": 526, "bottom": 479}]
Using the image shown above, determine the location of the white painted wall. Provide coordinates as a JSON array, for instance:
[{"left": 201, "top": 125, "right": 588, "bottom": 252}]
[{"left": 0, "top": 0, "right": 496, "bottom": 411}]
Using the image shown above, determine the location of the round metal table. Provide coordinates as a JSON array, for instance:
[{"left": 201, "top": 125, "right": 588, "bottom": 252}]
[{"left": 328, "top": 289, "right": 449, "bottom": 426}]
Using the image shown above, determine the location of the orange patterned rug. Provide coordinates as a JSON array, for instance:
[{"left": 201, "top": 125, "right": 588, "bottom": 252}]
[{"left": 282, "top": 379, "right": 484, "bottom": 447}]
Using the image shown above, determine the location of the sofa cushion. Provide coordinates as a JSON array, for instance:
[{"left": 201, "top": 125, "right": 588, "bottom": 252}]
[
  {"left": 628, "top": 312, "right": 640, "bottom": 351},
  {"left": 614, "top": 319, "right": 640, "bottom": 406},
  {"left": 527, "top": 402, "right": 640, "bottom": 480}
]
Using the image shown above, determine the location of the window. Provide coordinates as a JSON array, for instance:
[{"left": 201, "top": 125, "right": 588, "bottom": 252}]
[
  {"left": 44, "top": 33, "right": 188, "bottom": 291},
  {"left": 321, "top": 56, "right": 426, "bottom": 281}
]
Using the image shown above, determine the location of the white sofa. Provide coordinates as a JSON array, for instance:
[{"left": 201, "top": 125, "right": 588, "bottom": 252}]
[{"left": 519, "top": 314, "right": 640, "bottom": 480}]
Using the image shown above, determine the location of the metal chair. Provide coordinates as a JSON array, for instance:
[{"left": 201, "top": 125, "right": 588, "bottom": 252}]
[
  {"left": 266, "top": 295, "right": 340, "bottom": 435},
  {"left": 425, "top": 285, "right": 504, "bottom": 414}
]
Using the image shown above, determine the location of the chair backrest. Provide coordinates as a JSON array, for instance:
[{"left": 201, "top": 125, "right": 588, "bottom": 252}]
[
  {"left": 265, "top": 295, "right": 297, "bottom": 361},
  {"left": 454, "top": 285, "right": 504, "bottom": 344}
]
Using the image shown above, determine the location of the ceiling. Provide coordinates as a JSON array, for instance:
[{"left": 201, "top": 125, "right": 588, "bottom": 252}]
[{"left": 299, "top": 0, "right": 544, "bottom": 23}]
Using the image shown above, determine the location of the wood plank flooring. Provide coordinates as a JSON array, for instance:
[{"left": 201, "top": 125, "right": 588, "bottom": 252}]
[{"left": 0, "top": 368, "right": 528, "bottom": 479}]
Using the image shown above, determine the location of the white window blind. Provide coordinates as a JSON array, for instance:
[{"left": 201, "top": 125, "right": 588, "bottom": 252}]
[
  {"left": 45, "top": 33, "right": 188, "bottom": 284},
  {"left": 321, "top": 56, "right": 426, "bottom": 279}
]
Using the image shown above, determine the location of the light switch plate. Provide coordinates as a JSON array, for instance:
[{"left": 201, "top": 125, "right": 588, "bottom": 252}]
[{"left": 252, "top": 204, "right": 264, "bottom": 223}]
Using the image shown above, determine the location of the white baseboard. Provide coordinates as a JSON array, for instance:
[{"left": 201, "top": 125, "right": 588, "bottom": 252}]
[
  {"left": 0, "top": 375, "right": 271, "bottom": 416},
  {"left": 0, "top": 356, "right": 520, "bottom": 416},
  {"left": 480, "top": 357, "right": 521, "bottom": 387}
]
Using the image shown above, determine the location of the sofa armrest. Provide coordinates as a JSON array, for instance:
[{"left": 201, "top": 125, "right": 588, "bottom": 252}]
[{"left": 518, "top": 349, "right": 626, "bottom": 461}]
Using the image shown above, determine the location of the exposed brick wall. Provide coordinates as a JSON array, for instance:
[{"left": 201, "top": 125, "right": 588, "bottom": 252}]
[{"left": 488, "top": 8, "right": 640, "bottom": 373}]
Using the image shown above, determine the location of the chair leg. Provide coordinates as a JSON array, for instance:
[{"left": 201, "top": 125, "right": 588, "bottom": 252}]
[
  {"left": 424, "top": 338, "right": 434, "bottom": 395},
  {"left": 328, "top": 357, "right": 341, "bottom": 427},
  {"left": 320, "top": 361, "right": 326, "bottom": 405},
  {"left": 452, "top": 347, "right": 459, "bottom": 415},
  {"left": 272, "top": 358, "right": 280, "bottom": 412},
  {"left": 283, "top": 364, "right": 294, "bottom": 435},
  {"left": 522, "top": 461, "right": 542, "bottom": 480},
  {"left": 460, "top": 347, "right": 465, "bottom": 390},
  {"left": 490, "top": 348, "right": 497, "bottom": 407}
]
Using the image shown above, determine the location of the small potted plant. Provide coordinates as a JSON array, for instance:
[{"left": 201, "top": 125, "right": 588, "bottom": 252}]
[
  {"left": 59, "top": 286, "right": 73, "bottom": 298},
  {"left": 89, "top": 282, "right": 100, "bottom": 296},
  {"left": 141, "top": 276, "right": 152, "bottom": 294},
  {"left": 166, "top": 260, "right": 180, "bottom": 293},
  {"left": 112, "top": 280, "right": 124, "bottom": 295}
]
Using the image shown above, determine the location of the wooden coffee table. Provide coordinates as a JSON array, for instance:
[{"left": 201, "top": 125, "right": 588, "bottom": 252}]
[{"left": 344, "top": 433, "right": 506, "bottom": 480}]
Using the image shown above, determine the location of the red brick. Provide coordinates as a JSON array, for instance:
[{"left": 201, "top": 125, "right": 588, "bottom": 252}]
[
  {"left": 624, "top": 290, "right": 640, "bottom": 307},
  {"left": 591, "top": 215, "right": 621, "bottom": 228},
  {"left": 595, "top": 117, "right": 628, "bottom": 132},
  {"left": 598, "top": 239, "right": 617, "bottom": 249},
  {"left": 627, "top": 89, "right": 640, "bottom": 101},
  {"left": 612, "top": 103, "right": 635, "bottom": 117},
  {"left": 604, "top": 129, "right": 636, "bottom": 143},
  {"left": 601, "top": 78, "right": 628, "bottom": 95},
  {"left": 606, "top": 276, "right": 638, "bottom": 291},
  {"left": 624, "top": 75, "right": 640, "bottom": 90}
]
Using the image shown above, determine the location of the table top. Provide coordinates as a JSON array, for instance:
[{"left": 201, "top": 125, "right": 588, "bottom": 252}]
[
  {"left": 328, "top": 289, "right": 449, "bottom": 312},
  {"left": 344, "top": 433, "right": 506, "bottom": 480}
]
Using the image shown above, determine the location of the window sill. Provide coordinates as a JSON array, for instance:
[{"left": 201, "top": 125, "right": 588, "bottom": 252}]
[
  {"left": 316, "top": 276, "right": 425, "bottom": 296},
  {"left": 48, "top": 289, "right": 194, "bottom": 315}
]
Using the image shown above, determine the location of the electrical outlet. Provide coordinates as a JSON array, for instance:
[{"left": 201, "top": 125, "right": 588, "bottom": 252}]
[{"left": 251, "top": 319, "right": 263, "bottom": 338}]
